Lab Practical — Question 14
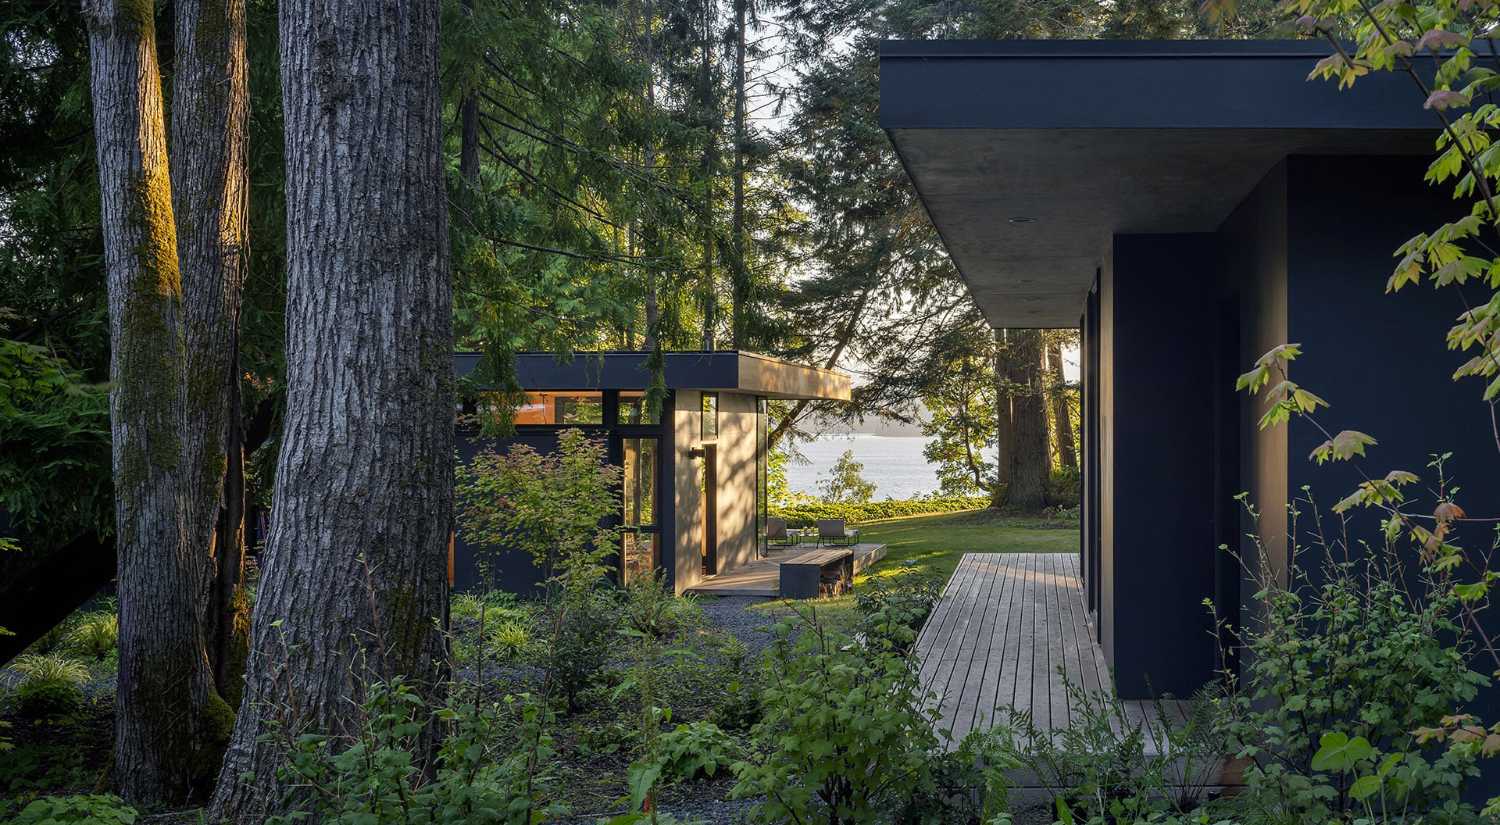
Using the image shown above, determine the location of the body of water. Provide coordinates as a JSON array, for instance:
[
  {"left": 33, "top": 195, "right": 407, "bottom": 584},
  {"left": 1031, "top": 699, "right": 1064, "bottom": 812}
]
[{"left": 785, "top": 434, "right": 941, "bottom": 500}]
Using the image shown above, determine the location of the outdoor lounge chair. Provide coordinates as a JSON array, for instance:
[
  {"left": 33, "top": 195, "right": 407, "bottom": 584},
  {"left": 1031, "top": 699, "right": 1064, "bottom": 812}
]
[
  {"left": 766, "top": 517, "right": 798, "bottom": 550},
  {"left": 816, "top": 519, "right": 859, "bottom": 547}
]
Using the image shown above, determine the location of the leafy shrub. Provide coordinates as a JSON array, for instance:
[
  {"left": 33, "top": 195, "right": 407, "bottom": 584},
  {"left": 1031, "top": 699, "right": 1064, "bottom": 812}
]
[
  {"left": 622, "top": 572, "right": 701, "bottom": 639},
  {"left": 653, "top": 720, "right": 741, "bottom": 783},
  {"left": 1045, "top": 466, "right": 1080, "bottom": 506},
  {"left": 11, "top": 794, "right": 136, "bottom": 824},
  {"left": 770, "top": 495, "right": 988, "bottom": 528},
  {"left": 536, "top": 589, "right": 619, "bottom": 710},
  {"left": 270, "top": 679, "right": 564, "bottom": 825},
  {"left": 1006, "top": 678, "right": 1224, "bottom": 822},
  {"left": 854, "top": 562, "right": 942, "bottom": 653},
  {"left": 454, "top": 428, "right": 621, "bottom": 584},
  {"left": 10, "top": 653, "right": 88, "bottom": 718},
  {"left": 732, "top": 608, "right": 941, "bottom": 824},
  {"left": 899, "top": 728, "right": 1017, "bottom": 825},
  {"left": 64, "top": 612, "right": 116, "bottom": 660},
  {"left": 1218, "top": 518, "right": 1490, "bottom": 822},
  {"left": 708, "top": 634, "right": 761, "bottom": 734}
]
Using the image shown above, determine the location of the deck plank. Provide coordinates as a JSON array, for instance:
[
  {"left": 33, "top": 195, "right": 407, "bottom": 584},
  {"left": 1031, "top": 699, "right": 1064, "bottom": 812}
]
[{"left": 917, "top": 552, "right": 1195, "bottom": 756}]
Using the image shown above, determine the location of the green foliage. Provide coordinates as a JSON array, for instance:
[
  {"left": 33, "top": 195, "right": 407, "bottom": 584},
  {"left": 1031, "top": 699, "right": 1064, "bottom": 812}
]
[
  {"left": 650, "top": 720, "right": 742, "bottom": 784},
  {"left": 11, "top": 795, "right": 137, "bottom": 825},
  {"left": 270, "top": 679, "right": 564, "bottom": 825},
  {"left": 899, "top": 729, "right": 1017, "bottom": 825},
  {"left": 1218, "top": 506, "right": 1489, "bottom": 822},
  {"left": 10, "top": 653, "right": 89, "bottom": 719},
  {"left": 0, "top": 339, "right": 111, "bottom": 545},
  {"left": 921, "top": 348, "right": 998, "bottom": 498},
  {"left": 771, "top": 495, "right": 988, "bottom": 528},
  {"left": 1006, "top": 679, "right": 1226, "bottom": 823},
  {"left": 731, "top": 607, "right": 940, "bottom": 824},
  {"left": 454, "top": 428, "right": 621, "bottom": 591},
  {"left": 853, "top": 562, "right": 942, "bottom": 654},
  {"left": 537, "top": 589, "right": 619, "bottom": 712},
  {"left": 622, "top": 572, "right": 702, "bottom": 640},
  {"left": 817, "top": 448, "right": 877, "bottom": 504},
  {"left": 63, "top": 612, "right": 116, "bottom": 660}
]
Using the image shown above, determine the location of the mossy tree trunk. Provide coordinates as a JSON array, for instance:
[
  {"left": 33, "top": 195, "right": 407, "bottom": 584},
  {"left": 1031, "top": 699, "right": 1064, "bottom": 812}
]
[
  {"left": 82, "top": 0, "right": 227, "bottom": 805},
  {"left": 209, "top": 0, "right": 454, "bottom": 819},
  {"left": 1004, "top": 328, "right": 1048, "bottom": 511},
  {"left": 171, "top": 0, "right": 252, "bottom": 707}
]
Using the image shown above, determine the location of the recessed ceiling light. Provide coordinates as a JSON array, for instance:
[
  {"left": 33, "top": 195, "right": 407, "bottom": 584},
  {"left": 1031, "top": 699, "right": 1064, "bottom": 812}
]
[{"left": 1008, "top": 216, "right": 1037, "bottom": 225}]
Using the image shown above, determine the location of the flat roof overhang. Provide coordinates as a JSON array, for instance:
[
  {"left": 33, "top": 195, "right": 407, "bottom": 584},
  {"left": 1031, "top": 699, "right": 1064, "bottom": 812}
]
[
  {"left": 454, "top": 351, "right": 853, "bottom": 402},
  {"left": 881, "top": 40, "right": 1439, "bottom": 328}
]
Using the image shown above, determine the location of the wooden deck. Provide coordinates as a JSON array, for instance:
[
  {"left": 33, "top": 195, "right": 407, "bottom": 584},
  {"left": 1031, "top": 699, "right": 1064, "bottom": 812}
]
[
  {"left": 916, "top": 553, "right": 1188, "bottom": 750},
  {"left": 683, "top": 542, "right": 887, "bottom": 597}
]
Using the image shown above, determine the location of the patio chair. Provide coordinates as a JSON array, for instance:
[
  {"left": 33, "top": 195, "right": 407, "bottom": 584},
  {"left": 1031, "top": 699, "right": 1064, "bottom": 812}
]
[
  {"left": 816, "top": 518, "right": 859, "bottom": 547},
  {"left": 766, "top": 517, "right": 798, "bottom": 550}
]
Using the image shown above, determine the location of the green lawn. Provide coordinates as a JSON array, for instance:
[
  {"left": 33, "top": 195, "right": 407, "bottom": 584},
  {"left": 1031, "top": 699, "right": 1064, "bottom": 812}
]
[
  {"left": 856, "top": 508, "right": 1079, "bottom": 584},
  {"left": 750, "top": 508, "right": 1079, "bottom": 629}
]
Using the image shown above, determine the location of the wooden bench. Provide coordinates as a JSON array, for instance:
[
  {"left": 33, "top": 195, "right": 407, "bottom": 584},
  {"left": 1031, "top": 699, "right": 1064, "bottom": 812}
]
[{"left": 779, "top": 548, "right": 854, "bottom": 599}]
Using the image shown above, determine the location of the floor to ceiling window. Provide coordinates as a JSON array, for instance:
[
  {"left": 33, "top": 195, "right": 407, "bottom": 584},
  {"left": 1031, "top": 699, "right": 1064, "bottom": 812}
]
[{"left": 621, "top": 436, "right": 659, "bottom": 584}]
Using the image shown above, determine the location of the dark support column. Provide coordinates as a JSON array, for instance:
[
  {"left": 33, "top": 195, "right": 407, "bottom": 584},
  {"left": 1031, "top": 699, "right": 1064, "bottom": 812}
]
[{"left": 1109, "top": 234, "right": 1218, "bottom": 699}]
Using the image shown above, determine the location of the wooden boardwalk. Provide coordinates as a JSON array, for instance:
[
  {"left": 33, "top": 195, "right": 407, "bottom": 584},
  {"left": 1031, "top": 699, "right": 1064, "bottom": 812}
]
[{"left": 915, "top": 553, "right": 1187, "bottom": 749}]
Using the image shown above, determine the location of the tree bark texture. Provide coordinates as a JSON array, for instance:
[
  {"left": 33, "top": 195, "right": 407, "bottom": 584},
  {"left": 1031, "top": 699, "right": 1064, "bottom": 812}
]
[
  {"left": 993, "top": 329, "right": 1014, "bottom": 498},
  {"left": 1047, "top": 339, "right": 1078, "bottom": 472},
  {"left": 1004, "top": 329, "right": 1048, "bottom": 511},
  {"left": 729, "top": 0, "right": 749, "bottom": 347},
  {"left": 171, "top": 0, "right": 251, "bottom": 704},
  {"left": 83, "top": 0, "right": 225, "bottom": 805},
  {"left": 209, "top": 0, "right": 454, "bottom": 819}
]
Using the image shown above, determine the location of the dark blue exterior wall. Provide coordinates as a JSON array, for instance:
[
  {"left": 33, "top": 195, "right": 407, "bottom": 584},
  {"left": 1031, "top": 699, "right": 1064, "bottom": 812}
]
[
  {"left": 1107, "top": 234, "right": 1221, "bottom": 699},
  {"left": 1282, "top": 156, "right": 1500, "bottom": 752}
]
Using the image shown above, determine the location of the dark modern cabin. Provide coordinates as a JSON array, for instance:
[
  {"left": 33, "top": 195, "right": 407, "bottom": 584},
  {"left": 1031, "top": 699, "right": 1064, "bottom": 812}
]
[
  {"left": 881, "top": 40, "right": 1500, "bottom": 722},
  {"left": 451, "top": 351, "right": 851, "bottom": 595}
]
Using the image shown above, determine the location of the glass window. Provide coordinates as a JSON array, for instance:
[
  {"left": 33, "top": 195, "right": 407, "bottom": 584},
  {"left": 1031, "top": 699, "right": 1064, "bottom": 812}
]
[
  {"left": 617, "top": 391, "right": 661, "bottom": 425},
  {"left": 756, "top": 398, "right": 768, "bottom": 551},
  {"left": 622, "top": 532, "right": 659, "bottom": 585},
  {"left": 701, "top": 392, "right": 718, "bottom": 441},
  {"left": 622, "top": 437, "right": 657, "bottom": 527},
  {"left": 512, "top": 391, "right": 603, "bottom": 425}
]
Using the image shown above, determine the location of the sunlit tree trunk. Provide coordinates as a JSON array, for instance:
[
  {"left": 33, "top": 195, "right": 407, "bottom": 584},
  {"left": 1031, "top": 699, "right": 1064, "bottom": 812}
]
[
  {"left": 172, "top": 0, "right": 252, "bottom": 707},
  {"left": 1005, "top": 329, "right": 1048, "bottom": 511},
  {"left": 993, "top": 329, "right": 1015, "bottom": 504},
  {"left": 209, "top": 0, "right": 453, "bottom": 819},
  {"left": 1047, "top": 338, "right": 1078, "bottom": 472},
  {"left": 83, "top": 0, "right": 225, "bottom": 804}
]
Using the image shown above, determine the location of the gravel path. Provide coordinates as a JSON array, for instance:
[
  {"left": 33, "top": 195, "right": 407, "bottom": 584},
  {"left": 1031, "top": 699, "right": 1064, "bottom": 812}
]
[{"left": 694, "top": 594, "right": 779, "bottom": 656}]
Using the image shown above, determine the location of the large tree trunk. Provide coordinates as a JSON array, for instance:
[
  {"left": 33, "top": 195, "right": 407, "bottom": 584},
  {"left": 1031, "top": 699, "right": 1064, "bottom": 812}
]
[
  {"left": 209, "top": 0, "right": 453, "bottom": 819},
  {"left": 83, "top": 0, "right": 225, "bottom": 805},
  {"left": 1004, "top": 329, "right": 1048, "bottom": 511},
  {"left": 1047, "top": 339, "right": 1078, "bottom": 472},
  {"left": 729, "top": 0, "right": 749, "bottom": 347},
  {"left": 698, "top": 0, "right": 717, "bottom": 352},
  {"left": 172, "top": 0, "right": 251, "bottom": 708},
  {"left": 992, "top": 329, "right": 1015, "bottom": 504}
]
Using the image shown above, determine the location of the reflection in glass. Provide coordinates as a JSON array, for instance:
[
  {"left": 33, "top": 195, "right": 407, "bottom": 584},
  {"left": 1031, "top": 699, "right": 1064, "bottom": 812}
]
[
  {"left": 701, "top": 392, "right": 718, "bottom": 440},
  {"left": 623, "top": 437, "right": 657, "bottom": 527},
  {"left": 512, "top": 392, "right": 604, "bottom": 425},
  {"left": 622, "top": 532, "right": 659, "bottom": 585},
  {"left": 617, "top": 391, "right": 661, "bottom": 425}
]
